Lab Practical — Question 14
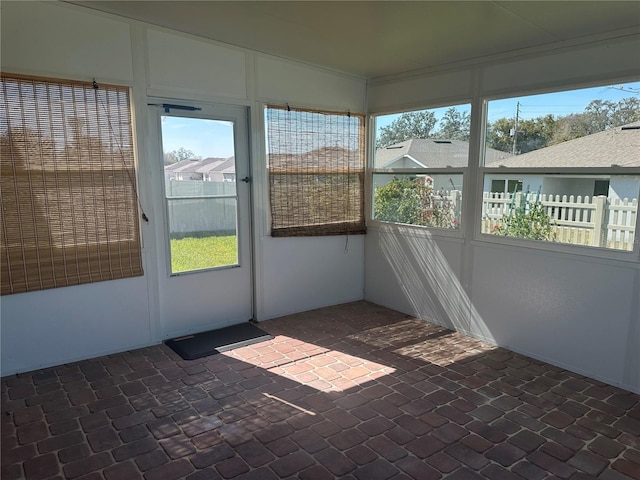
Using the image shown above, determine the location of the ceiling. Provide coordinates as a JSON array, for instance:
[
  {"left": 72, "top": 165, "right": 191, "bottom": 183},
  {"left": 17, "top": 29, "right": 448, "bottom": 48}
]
[{"left": 68, "top": 1, "right": 640, "bottom": 79}]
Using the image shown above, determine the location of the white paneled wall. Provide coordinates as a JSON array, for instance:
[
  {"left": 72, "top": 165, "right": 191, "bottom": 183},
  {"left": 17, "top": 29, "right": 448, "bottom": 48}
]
[
  {"left": 0, "top": 1, "right": 367, "bottom": 376},
  {"left": 365, "top": 34, "right": 640, "bottom": 393},
  {"left": 146, "top": 29, "right": 248, "bottom": 99},
  {"left": 0, "top": 1, "right": 134, "bottom": 83}
]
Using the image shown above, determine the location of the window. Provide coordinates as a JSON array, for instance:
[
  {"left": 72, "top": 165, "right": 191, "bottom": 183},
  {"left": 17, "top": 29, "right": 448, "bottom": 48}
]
[
  {"left": 0, "top": 74, "right": 143, "bottom": 295},
  {"left": 594, "top": 179, "right": 610, "bottom": 197},
  {"left": 490, "top": 179, "right": 523, "bottom": 194},
  {"left": 265, "top": 105, "right": 365, "bottom": 237},
  {"left": 160, "top": 115, "right": 240, "bottom": 274},
  {"left": 482, "top": 82, "right": 640, "bottom": 252},
  {"left": 371, "top": 104, "right": 471, "bottom": 230}
]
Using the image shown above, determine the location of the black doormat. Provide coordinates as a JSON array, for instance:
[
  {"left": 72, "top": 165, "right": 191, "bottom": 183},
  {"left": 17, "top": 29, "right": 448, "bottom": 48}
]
[{"left": 165, "top": 322, "right": 272, "bottom": 361}]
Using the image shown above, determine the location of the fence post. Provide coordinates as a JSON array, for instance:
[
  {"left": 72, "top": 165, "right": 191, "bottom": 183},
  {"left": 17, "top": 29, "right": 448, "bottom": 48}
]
[
  {"left": 592, "top": 195, "right": 609, "bottom": 247},
  {"left": 453, "top": 190, "right": 462, "bottom": 225}
]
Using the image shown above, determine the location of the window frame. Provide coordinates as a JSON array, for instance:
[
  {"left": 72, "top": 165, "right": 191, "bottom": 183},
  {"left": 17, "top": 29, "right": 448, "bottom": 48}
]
[
  {"left": 367, "top": 102, "right": 472, "bottom": 238},
  {"left": 475, "top": 83, "right": 640, "bottom": 259}
]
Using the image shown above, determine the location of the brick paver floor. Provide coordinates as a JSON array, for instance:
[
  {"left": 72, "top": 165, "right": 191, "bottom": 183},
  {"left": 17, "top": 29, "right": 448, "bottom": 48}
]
[{"left": 2, "top": 301, "right": 639, "bottom": 479}]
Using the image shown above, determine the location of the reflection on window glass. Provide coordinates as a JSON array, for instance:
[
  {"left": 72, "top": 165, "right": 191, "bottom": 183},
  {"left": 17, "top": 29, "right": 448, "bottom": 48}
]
[
  {"left": 161, "top": 116, "right": 239, "bottom": 273},
  {"left": 482, "top": 82, "right": 640, "bottom": 252},
  {"left": 372, "top": 104, "right": 470, "bottom": 230}
]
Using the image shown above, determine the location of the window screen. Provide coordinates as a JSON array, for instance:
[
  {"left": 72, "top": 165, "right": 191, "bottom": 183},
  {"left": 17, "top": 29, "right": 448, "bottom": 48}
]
[
  {"left": 0, "top": 73, "right": 143, "bottom": 295},
  {"left": 265, "top": 105, "right": 366, "bottom": 237}
]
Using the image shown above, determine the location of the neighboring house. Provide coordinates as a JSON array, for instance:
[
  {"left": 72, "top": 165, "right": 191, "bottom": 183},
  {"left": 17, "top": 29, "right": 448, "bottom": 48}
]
[
  {"left": 374, "top": 138, "right": 512, "bottom": 191},
  {"left": 484, "top": 122, "right": 640, "bottom": 200},
  {"left": 165, "top": 157, "right": 236, "bottom": 182}
]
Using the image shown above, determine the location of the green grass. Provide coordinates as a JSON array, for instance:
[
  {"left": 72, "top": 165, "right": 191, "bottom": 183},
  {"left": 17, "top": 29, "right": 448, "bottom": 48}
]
[{"left": 170, "top": 234, "right": 237, "bottom": 273}]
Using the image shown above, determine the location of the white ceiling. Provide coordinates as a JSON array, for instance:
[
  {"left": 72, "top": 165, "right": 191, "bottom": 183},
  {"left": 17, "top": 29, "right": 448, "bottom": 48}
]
[{"left": 69, "top": 1, "right": 640, "bottom": 79}]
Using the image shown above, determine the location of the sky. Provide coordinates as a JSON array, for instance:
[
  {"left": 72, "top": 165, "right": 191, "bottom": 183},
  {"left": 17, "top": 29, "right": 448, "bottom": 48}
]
[
  {"left": 161, "top": 116, "right": 235, "bottom": 159},
  {"left": 375, "top": 81, "right": 640, "bottom": 135},
  {"left": 159, "top": 82, "right": 639, "bottom": 158}
]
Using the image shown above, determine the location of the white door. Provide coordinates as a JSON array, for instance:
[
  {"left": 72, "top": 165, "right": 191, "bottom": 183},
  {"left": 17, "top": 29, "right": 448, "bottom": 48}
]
[{"left": 150, "top": 102, "right": 253, "bottom": 338}]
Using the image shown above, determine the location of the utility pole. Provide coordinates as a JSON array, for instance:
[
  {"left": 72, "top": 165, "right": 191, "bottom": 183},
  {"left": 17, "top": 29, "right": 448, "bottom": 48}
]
[{"left": 512, "top": 101, "right": 520, "bottom": 155}]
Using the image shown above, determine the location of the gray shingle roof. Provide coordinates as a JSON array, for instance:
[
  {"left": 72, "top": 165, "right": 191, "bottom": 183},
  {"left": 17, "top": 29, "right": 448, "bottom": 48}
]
[
  {"left": 375, "top": 138, "right": 512, "bottom": 168},
  {"left": 486, "top": 122, "right": 640, "bottom": 168},
  {"left": 164, "top": 157, "right": 235, "bottom": 174}
]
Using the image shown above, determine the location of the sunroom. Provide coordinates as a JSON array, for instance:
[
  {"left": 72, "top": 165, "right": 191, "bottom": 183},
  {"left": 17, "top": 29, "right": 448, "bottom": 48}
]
[{"left": 1, "top": 2, "right": 639, "bottom": 479}]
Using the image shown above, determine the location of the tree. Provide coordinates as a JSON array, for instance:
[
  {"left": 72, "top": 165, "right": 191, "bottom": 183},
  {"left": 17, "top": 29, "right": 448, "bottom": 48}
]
[
  {"left": 610, "top": 97, "right": 640, "bottom": 126},
  {"left": 435, "top": 107, "right": 470, "bottom": 141},
  {"left": 164, "top": 147, "right": 197, "bottom": 165},
  {"left": 486, "top": 115, "right": 556, "bottom": 154},
  {"left": 548, "top": 113, "right": 592, "bottom": 145},
  {"left": 486, "top": 118, "right": 516, "bottom": 153},
  {"left": 376, "top": 111, "right": 437, "bottom": 148}
]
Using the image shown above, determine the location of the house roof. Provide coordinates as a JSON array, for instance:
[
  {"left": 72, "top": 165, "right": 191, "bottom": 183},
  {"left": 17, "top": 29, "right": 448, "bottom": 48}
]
[
  {"left": 165, "top": 157, "right": 235, "bottom": 174},
  {"left": 485, "top": 122, "right": 640, "bottom": 168},
  {"left": 374, "top": 138, "right": 512, "bottom": 169},
  {"left": 268, "top": 146, "right": 363, "bottom": 172}
]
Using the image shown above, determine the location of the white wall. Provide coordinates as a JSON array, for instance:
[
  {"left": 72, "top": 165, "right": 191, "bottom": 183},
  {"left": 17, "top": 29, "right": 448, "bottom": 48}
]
[
  {"left": 366, "top": 34, "right": 640, "bottom": 393},
  {"left": 0, "top": 1, "right": 367, "bottom": 376}
]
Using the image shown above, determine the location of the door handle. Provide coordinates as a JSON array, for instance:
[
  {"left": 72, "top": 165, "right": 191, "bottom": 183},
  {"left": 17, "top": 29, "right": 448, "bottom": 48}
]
[{"left": 241, "top": 177, "right": 251, "bottom": 183}]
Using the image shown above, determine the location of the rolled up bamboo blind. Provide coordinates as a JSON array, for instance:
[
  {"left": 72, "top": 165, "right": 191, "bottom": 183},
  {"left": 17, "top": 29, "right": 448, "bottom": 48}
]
[
  {"left": 0, "top": 73, "right": 143, "bottom": 295},
  {"left": 266, "top": 105, "right": 366, "bottom": 237}
]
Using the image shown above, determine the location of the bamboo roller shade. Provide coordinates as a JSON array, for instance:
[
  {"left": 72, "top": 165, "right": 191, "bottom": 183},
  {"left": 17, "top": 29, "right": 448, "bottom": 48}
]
[
  {"left": 266, "top": 105, "right": 366, "bottom": 237},
  {"left": 0, "top": 73, "right": 143, "bottom": 295}
]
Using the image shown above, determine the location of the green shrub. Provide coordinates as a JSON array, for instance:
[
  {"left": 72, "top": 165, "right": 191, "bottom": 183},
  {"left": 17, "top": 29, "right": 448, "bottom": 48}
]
[
  {"left": 493, "top": 191, "right": 555, "bottom": 241},
  {"left": 374, "top": 176, "right": 459, "bottom": 229}
]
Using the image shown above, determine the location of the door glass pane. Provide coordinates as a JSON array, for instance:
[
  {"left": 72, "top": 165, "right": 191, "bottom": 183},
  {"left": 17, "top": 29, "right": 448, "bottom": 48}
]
[{"left": 161, "top": 116, "right": 238, "bottom": 274}]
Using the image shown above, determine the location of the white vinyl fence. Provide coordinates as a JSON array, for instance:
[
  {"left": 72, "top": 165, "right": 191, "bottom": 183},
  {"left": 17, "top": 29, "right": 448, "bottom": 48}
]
[
  {"left": 166, "top": 180, "right": 237, "bottom": 235},
  {"left": 482, "top": 192, "right": 638, "bottom": 251}
]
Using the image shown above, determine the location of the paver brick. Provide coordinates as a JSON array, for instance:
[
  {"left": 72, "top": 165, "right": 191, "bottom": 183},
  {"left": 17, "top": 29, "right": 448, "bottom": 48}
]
[
  {"left": 567, "top": 450, "right": 608, "bottom": 476},
  {"left": 508, "top": 430, "right": 546, "bottom": 452},
  {"left": 433, "top": 421, "right": 469, "bottom": 443},
  {"left": 445, "top": 443, "right": 490, "bottom": 470},
  {"left": 528, "top": 451, "right": 577, "bottom": 479},
  {"left": 354, "top": 458, "right": 399, "bottom": 480},
  {"left": 190, "top": 443, "right": 235, "bottom": 468},
  {"left": 112, "top": 437, "right": 157, "bottom": 461},
  {"left": 144, "top": 458, "right": 194, "bottom": 480},
  {"left": 397, "top": 456, "right": 442, "bottom": 480},
  {"left": 512, "top": 460, "right": 547, "bottom": 480},
  {"left": 313, "top": 448, "right": 356, "bottom": 476},
  {"left": 427, "top": 451, "right": 460, "bottom": 473},
  {"left": 481, "top": 463, "right": 523, "bottom": 480},
  {"left": 86, "top": 427, "right": 120, "bottom": 452},
  {"left": 23, "top": 453, "right": 59, "bottom": 480},
  {"left": 290, "top": 428, "right": 329, "bottom": 454},
  {"left": 542, "top": 411, "right": 575, "bottom": 429},
  {"left": 486, "top": 443, "right": 527, "bottom": 466},
  {"left": 236, "top": 440, "right": 275, "bottom": 467},
  {"left": 37, "top": 431, "right": 84, "bottom": 454},
  {"left": 134, "top": 449, "right": 169, "bottom": 471},
  {"left": 587, "top": 436, "right": 625, "bottom": 458},
  {"left": 366, "top": 435, "right": 408, "bottom": 462},
  {"left": 406, "top": 435, "right": 446, "bottom": 458},
  {"left": 62, "top": 452, "right": 113, "bottom": 479},
  {"left": 612, "top": 459, "right": 640, "bottom": 480},
  {"left": 58, "top": 443, "right": 91, "bottom": 464},
  {"left": 216, "top": 456, "right": 251, "bottom": 479}
]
